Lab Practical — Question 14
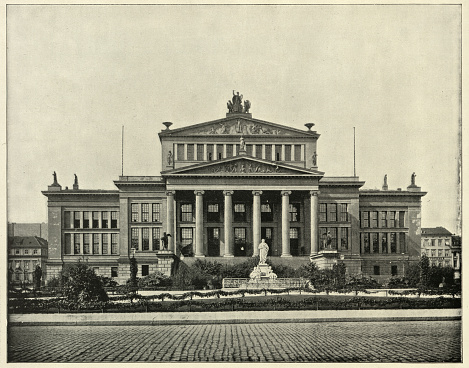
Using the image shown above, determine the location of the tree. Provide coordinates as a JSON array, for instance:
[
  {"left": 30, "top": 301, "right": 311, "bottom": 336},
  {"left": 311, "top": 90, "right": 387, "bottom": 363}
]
[
  {"left": 61, "top": 262, "right": 108, "bottom": 308},
  {"left": 33, "top": 265, "right": 42, "bottom": 289},
  {"left": 419, "top": 254, "right": 430, "bottom": 289},
  {"left": 129, "top": 257, "right": 138, "bottom": 290}
]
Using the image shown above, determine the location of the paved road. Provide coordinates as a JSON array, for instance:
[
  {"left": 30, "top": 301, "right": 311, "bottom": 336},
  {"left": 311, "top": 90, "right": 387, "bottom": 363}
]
[{"left": 8, "top": 321, "right": 461, "bottom": 362}]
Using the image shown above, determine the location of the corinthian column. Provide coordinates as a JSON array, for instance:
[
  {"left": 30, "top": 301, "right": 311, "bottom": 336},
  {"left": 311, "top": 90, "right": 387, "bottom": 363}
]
[
  {"left": 310, "top": 190, "right": 320, "bottom": 256},
  {"left": 194, "top": 190, "right": 205, "bottom": 257},
  {"left": 166, "top": 191, "right": 175, "bottom": 252},
  {"left": 281, "top": 190, "right": 292, "bottom": 257},
  {"left": 252, "top": 190, "right": 263, "bottom": 257},
  {"left": 223, "top": 190, "right": 234, "bottom": 257}
]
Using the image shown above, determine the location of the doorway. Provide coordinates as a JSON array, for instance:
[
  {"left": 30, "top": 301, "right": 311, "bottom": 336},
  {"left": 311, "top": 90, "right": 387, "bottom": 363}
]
[{"left": 207, "top": 228, "right": 220, "bottom": 256}]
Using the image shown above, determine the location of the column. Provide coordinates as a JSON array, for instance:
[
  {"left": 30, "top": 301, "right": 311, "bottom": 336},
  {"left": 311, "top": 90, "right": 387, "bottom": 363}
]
[
  {"left": 203, "top": 144, "right": 208, "bottom": 161},
  {"left": 223, "top": 144, "right": 227, "bottom": 158},
  {"left": 224, "top": 190, "right": 234, "bottom": 257},
  {"left": 262, "top": 144, "right": 266, "bottom": 159},
  {"left": 281, "top": 144, "right": 286, "bottom": 161},
  {"left": 194, "top": 190, "right": 205, "bottom": 257},
  {"left": 310, "top": 190, "right": 319, "bottom": 256},
  {"left": 166, "top": 191, "right": 175, "bottom": 252},
  {"left": 281, "top": 190, "right": 292, "bottom": 257},
  {"left": 252, "top": 190, "right": 263, "bottom": 257},
  {"left": 184, "top": 144, "right": 188, "bottom": 160},
  {"left": 252, "top": 144, "right": 257, "bottom": 157}
]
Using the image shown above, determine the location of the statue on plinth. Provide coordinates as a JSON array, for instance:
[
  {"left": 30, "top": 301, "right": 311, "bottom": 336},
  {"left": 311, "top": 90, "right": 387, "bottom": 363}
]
[
  {"left": 53, "top": 171, "right": 58, "bottom": 184},
  {"left": 411, "top": 172, "right": 416, "bottom": 186},
  {"left": 167, "top": 150, "right": 173, "bottom": 165},
  {"left": 240, "top": 136, "right": 246, "bottom": 151},
  {"left": 258, "top": 239, "right": 269, "bottom": 264},
  {"left": 160, "top": 232, "right": 171, "bottom": 250}
]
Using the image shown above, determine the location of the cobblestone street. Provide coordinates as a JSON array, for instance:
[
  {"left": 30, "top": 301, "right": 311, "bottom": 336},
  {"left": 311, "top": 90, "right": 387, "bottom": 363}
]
[{"left": 8, "top": 320, "right": 461, "bottom": 362}]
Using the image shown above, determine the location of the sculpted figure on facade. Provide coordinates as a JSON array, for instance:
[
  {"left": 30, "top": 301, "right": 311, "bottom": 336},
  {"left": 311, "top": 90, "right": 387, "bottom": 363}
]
[
  {"left": 312, "top": 152, "right": 317, "bottom": 166},
  {"left": 167, "top": 151, "right": 173, "bottom": 165},
  {"left": 239, "top": 136, "right": 246, "bottom": 151},
  {"left": 258, "top": 239, "right": 269, "bottom": 264}
]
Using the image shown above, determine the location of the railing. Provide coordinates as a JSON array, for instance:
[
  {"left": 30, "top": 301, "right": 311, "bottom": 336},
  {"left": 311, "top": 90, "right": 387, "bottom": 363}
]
[{"left": 222, "top": 278, "right": 307, "bottom": 289}]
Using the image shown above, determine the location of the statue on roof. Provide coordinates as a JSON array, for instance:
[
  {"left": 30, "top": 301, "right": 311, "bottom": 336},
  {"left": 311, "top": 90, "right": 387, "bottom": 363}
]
[
  {"left": 74, "top": 174, "right": 78, "bottom": 185},
  {"left": 244, "top": 100, "right": 251, "bottom": 113},
  {"left": 227, "top": 90, "right": 244, "bottom": 113},
  {"left": 53, "top": 171, "right": 58, "bottom": 184},
  {"left": 411, "top": 172, "right": 416, "bottom": 186},
  {"left": 384, "top": 174, "right": 387, "bottom": 186}
]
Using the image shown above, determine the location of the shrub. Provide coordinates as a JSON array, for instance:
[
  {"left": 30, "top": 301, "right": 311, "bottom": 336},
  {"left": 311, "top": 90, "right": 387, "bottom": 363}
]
[
  {"left": 100, "top": 276, "right": 118, "bottom": 288},
  {"left": 138, "top": 271, "right": 172, "bottom": 288},
  {"left": 46, "top": 276, "right": 62, "bottom": 288},
  {"left": 33, "top": 265, "right": 42, "bottom": 289}
]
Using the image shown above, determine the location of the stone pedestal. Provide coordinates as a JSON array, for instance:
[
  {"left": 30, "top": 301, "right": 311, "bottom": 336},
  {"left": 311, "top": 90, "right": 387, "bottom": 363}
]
[{"left": 309, "top": 250, "right": 340, "bottom": 270}]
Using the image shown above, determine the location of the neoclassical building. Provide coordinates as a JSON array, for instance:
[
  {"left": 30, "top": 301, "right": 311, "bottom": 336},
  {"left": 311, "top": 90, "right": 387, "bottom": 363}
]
[{"left": 43, "top": 93, "right": 426, "bottom": 284}]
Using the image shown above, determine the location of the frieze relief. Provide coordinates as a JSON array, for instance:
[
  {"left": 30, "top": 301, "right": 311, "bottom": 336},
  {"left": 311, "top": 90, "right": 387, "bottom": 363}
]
[
  {"left": 208, "top": 162, "right": 282, "bottom": 174},
  {"left": 196, "top": 119, "right": 286, "bottom": 135}
]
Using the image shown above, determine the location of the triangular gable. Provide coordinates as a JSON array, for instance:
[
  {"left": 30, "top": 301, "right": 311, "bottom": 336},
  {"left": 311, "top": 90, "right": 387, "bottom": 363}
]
[
  {"left": 159, "top": 116, "right": 319, "bottom": 138},
  {"left": 162, "top": 156, "right": 324, "bottom": 177}
]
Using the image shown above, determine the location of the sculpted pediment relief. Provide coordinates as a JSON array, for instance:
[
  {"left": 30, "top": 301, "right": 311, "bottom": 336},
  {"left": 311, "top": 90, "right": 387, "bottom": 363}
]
[{"left": 197, "top": 119, "right": 287, "bottom": 136}]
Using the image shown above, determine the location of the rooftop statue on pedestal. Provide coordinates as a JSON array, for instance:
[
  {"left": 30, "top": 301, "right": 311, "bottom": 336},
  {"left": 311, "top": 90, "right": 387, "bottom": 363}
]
[{"left": 227, "top": 91, "right": 251, "bottom": 114}]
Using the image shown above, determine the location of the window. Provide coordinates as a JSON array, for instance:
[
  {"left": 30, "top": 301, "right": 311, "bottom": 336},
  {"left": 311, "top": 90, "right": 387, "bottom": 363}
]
[
  {"left": 83, "top": 212, "right": 90, "bottom": 228},
  {"left": 284, "top": 145, "right": 292, "bottom": 161},
  {"left": 431, "top": 239, "right": 436, "bottom": 247},
  {"left": 131, "top": 204, "right": 139, "bottom": 222},
  {"left": 372, "top": 233, "right": 379, "bottom": 253},
  {"left": 64, "top": 211, "right": 71, "bottom": 228},
  {"left": 111, "top": 234, "right": 118, "bottom": 254},
  {"left": 381, "top": 234, "right": 388, "bottom": 253},
  {"left": 320, "top": 204, "right": 327, "bottom": 222},
  {"left": 340, "top": 228, "right": 348, "bottom": 249},
  {"left": 340, "top": 204, "right": 348, "bottom": 222},
  {"left": 370, "top": 211, "right": 378, "bottom": 228},
  {"left": 329, "top": 228, "right": 337, "bottom": 249},
  {"left": 234, "top": 203, "right": 246, "bottom": 222},
  {"left": 83, "top": 234, "right": 90, "bottom": 254},
  {"left": 391, "top": 265, "right": 398, "bottom": 276},
  {"left": 361, "top": 211, "right": 369, "bottom": 228},
  {"left": 381, "top": 212, "right": 387, "bottom": 228},
  {"left": 181, "top": 228, "right": 193, "bottom": 247},
  {"left": 374, "top": 266, "right": 380, "bottom": 276},
  {"left": 399, "top": 211, "right": 405, "bottom": 227},
  {"left": 261, "top": 203, "right": 273, "bottom": 222},
  {"left": 181, "top": 204, "right": 193, "bottom": 222},
  {"left": 93, "top": 234, "right": 100, "bottom": 254},
  {"left": 142, "top": 228, "right": 150, "bottom": 251},
  {"left": 24, "top": 249, "right": 29, "bottom": 255},
  {"left": 74, "top": 212, "right": 81, "bottom": 228},
  {"left": 15, "top": 249, "right": 20, "bottom": 255},
  {"left": 142, "top": 265, "right": 149, "bottom": 277},
  {"left": 197, "top": 144, "right": 204, "bottom": 160},
  {"left": 102, "top": 234, "right": 109, "bottom": 254},
  {"left": 111, "top": 212, "right": 118, "bottom": 228},
  {"left": 15, "top": 261, "right": 20, "bottom": 269},
  {"left": 363, "top": 233, "right": 370, "bottom": 253},
  {"left": 294, "top": 144, "right": 301, "bottom": 161},
  {"left": 142, "top": 203, "right": 149, "bottom": 222},
  {"left": 131, "top": 228, "right": 139, "bottom": 250},
  {"left": 438, "top": 239, "right": 442, "bottom": 247},
  {"left": 102, "top": 212, "right": 108, "bottom": 228},
  {"left": 74, "top": 234, "right": 81, "bottom": 254},
  {"left": 445, "top": 249, "right": 450, "bottom": 257},
  {"left": 207, "top": 203, "right": 220, "bottom": 222},
  {"left": 438, "top": 249, "right": 443, "bottom": 257},
  {"left": 328, "top": 204, "right": 337, "bottom": 222},
  {"left": 33, "top": 249, "right": 38, "bottom": 255},
  {"left": 92, "top": 212, "right": 99, "bottom": 228},
  {"left": 177, "top": 144, "right": 184, "bottom": 161},
  {"left": 226, "top": 144, "right": 233, "bottom": 158},
  {"left": 390, "top": 233, "right": 397, "bottom": 253},
  {"left": 111, "top": 267, "right": 118, "bottom": 278},
  {"left": 234, "top": 228, "right": 246, "bottom": 243},
  {"left": 289, "top": 203, "right": 300, "bottom": 222},
  {"left": 389, "top": 211, "right": 396, "bottom": 227},
  {"left": 187, "top": 144, "right": 194, "bottom": 160},
  {"left": 400, "top": 233, "right": 406, "bottom": 253},
  {"left": 320, "top": 227, "right": 328, "bottom": 249},
  {"left": 207, "top": 144, "right": 214, "bottom": 160},
  {"left": 152, "top": 228, "right": 160, "bottom": 251},
  {"left": 24, "top": 261, "right": 29, "bottom": 269},
  {"left": 152, "top": 204, "right": 161, "bottom": 222},
  {"left": 216, "top": 145, "right": 223, "bottom": 160},
  {"left": 265, "top": 145, "right": 272, "bottom": 160},
  {"left": 255, "top": 145, "right": 262, "bottom": 159},
  {"left": 431, "top": 249, "right": 436, "bottom": 257},
  {"left": 289, "top": 227, "right": 299, "bottom": 239}
]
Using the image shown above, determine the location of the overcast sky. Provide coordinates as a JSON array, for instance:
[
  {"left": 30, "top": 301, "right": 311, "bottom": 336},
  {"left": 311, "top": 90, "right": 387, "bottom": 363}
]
[{"left": 7, "top": 4, "right": 461, "bottom": 234}]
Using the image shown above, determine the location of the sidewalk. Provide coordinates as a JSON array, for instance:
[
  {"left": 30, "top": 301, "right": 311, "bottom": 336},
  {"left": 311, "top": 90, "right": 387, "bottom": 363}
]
[{"left": 9, "top": 308, "right": 461, "bottom": 326}]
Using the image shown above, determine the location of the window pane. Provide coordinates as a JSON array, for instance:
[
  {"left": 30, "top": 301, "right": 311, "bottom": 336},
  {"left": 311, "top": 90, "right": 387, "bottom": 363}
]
[
  {"left": 152, "top": 204, "right": 160, "bottom": 222},
  {"left": 152, "top": 228, "right": 160, "bottom": 251},
  {"left": 131, "top": 204, "right": 139, "bottom": 222},
  {"left": 381, "top": 212, "right": 387, "bottom": 228},
  {"left": 363, "top": 233, "right": 370, "bottom": 253},
  {"left": 93, "top": 234, "right": 100, "bottom": 254},
  {"left": 319, "top": 204, "right": 327, "bottom": 222},
  {"left": 74, "top": 212, "right": 81, "bottom": 228},
  {"left": 111, "top": 212, "right": 118, "bottom": 228},
  {"left": 111, "top": 234, "right": 118, "bottom": 254},
  {"left": 142, "top": 203, "right": 149, "bottom": 222},
  {"left": 64, "top": 234, "right": 72, "bottom": 254},
  {"left": 142, "top": 228, "right": 150, "bottom": 250},
  {"left": 131, "top": 228, "right": 139, "bottom": 250},
  {"left": 390, "top": 233, "right": 397, "bottom": 253},
  {"left": 289, "top": 204, "right": 300, "bottom": 222},
  {"left": 83, "top": 234, "right": 90, "bottom": 254},
  {"left": 181, "top": 228, "right": 193, "bottom": 246},
  {"left": 289, "top": 228, "right": 298, "bottom": 239},
  {"left": 64, "top": 211, "right": 71, "bottom": 229},
  {"left": 197, "top": 144, "right": 204, "bottom": 160},
  {"left": 372, "top": 233, "right": 379, "bottom": 253},
  {"left": 102, "top": 234, "right": 108, "bottom": 254},
  {"left": 371, "top": 212, "right": 378, "bottom": 228},
  {"left": 187, "top": 144, "right": 194, "bottom": 160},
  {"left": 83, "top": 212, "right": 90, "bottom": 228},
  {"left": 181, "top": 204, "right": 193, "bottom": 222},
  {"left": 102, "top": 212, "right": 108, "bottom": 228},
  {"left": 92, "top": 211, "right": 100, "bottom": 228},
  {"left": 328, "top": 204, "right": 337, "bottom": 222},
  {"left": 74, "top": 234, "right": 81, "bottom": 254},
  {"left": 340, "top": 204, "right": 348, "bottom": 222},
  {"left": 340, "top": 227, "right": 348, "bottom": 249},
  {"left": 381, "top": 233, "right": 388, "bottom": 253}
]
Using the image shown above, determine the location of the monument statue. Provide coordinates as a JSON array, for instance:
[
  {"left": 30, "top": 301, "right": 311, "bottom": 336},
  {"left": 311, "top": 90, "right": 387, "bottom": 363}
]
[
  {"left": 160, "top": 232, "right": 172, "bottom": 250},
  {"left": 258, "top": 239, "right": 269, "bottom": 264},
  {"left": 53, "top": 171, "right": 58, "bottom": 184},
  {"left": 323, "top": 231, "right": 332, "bottom": 250},
  {"left": 240, "top": 136, "right": 246, "bottom": 151},
  {"left": 411, "top": 172, "right": 416, "bottom": 186},
  {"left": 312, "top": 152, "right": 317, "bottom": 166},
  {"left": 74, "top": 174, "right": 78, "bottom": 185},
  {"left": 244, "top": 100, "right": 251, "bottom": 113},
  {"left": 384, "top": 174, "right": 387, "bottom": 186},
  {"left": 167, "top": 151, "right": 173, "bottom": 165},
  {"left": 228, "top": 90, "right": 243, "bottom": 113}
]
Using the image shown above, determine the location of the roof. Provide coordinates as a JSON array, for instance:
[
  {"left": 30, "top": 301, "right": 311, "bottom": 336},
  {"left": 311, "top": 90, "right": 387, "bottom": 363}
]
[
  {"left": 8, "top": 236, "right": 48, "bottom": 249},
  {"left": 421, "top": 227, "right": 453, "bottom": 236}
]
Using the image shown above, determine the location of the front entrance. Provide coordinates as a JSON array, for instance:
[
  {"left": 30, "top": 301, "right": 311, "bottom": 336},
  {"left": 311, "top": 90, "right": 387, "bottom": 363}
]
[
  {"left": 290, "top": 228, "right": 300, "bottom": 256},
  {"left": 234, "top": 227, "right": 247, "bottom": 256},
  {"left": 261, "top": 227, "right": 274, "bottom": 256},
  {"left": 207, "top": 228, "right": 220, "bottom": 256}
]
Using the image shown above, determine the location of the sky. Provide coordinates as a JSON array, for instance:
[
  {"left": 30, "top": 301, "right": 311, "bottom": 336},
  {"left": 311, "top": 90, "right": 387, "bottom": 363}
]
[{"left": 6, "top": 4, "right": 461, "bottom": 234}]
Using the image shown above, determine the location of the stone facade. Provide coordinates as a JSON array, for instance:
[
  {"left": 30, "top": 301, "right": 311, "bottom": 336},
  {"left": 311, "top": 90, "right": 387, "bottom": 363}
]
[{"left": 42, "top": 94, "right": 426, "bottom": 283}]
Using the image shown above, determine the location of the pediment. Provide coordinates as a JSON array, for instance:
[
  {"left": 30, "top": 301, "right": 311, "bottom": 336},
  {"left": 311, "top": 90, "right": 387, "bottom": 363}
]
[
  {"left": 162, "top": 156, "right": 324, "bottom": 177},
  {"left": 159, "top": 116, "right": 319, "bottom": 138}
]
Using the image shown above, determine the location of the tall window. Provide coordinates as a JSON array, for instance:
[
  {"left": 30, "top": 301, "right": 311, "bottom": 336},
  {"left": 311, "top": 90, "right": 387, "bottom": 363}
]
[
  {"left": 294, "top": 144, "right": 302, "bottom": 161},
  {"left": 91, "top": 211, "right": 98, "bottom": 228},
  {"left": 226, "top": 144, "right": 233, "bottom": 158},
  {"left": 111, "top": 234, "right": 118, "bottom": 254},
  {"left": 83, "top": 234, "right": 90, "bottom": 254},
  {"left": 234, "top": 203, "right": 246, "bottom": 222},
  {"left": 64, "top": 234, "right": 72, "bottom": 254},
  {"left": 93, "top": 234, "right": 100, "bottom": 254},
  {"left": 363, "top": 233, "right": 370, "bottom": 253},
  {"left": 152, "top": 204, "right": 161, "bottom": 222},
  {"left": 389, "top": 211, "right": 396, "bottom": 227},
  {"left": 371, "top": 211, "right": 378, "bottom": 228},
  {"left": 102, "top": 234, "right": 109, "bottom": 254},
  {"left": 131, "top": 204, "right": 139, "bottom": 222},
  {"left": 361, "top": 211, "right": 369, "bottom": 228},
  {"left": 319, "top": 204, "right": 327, "bottom": 222},
  {"left": 142, "top": 228, "right": 150, "bottom": 250},
  {"left": 328, "top": 204, "right": 337, "bottom": 222},
  {"left": 255, "top": 145, "right": 262, "bottom": 159},
  {"left": 289, "top": 227, "right": 299, "bottom": 239},
  {"left": 372, "top": 233, "right": 379, "bottom": 253},
  {"left": 438, "top": 239, "right": 442, "bottom": 247},
  {"left": 152, "top": 228, "right": 160, "bottom": 251},
  {"left": 381, "top": 234, "right": 388, "bottom": 253},
  {"left": 74, "top": 212, "right": 81, "bottom": 228},
  {"left": 177, "top": 144, "right": 184, "bottom": 161},
  {"left": 374, "top": 266, "right": 380, "bottom": 275},
  {"left": 64, "top": 211, "right": 71, "bottom": 228},
  {"left": 197, "top": 144, "right": 204, "bottom": 160},
  {"left": 399, "top": 211, "right": 405, "bottom": 227},
  {"left": 339, "top": 204, "right": 348, "bottom": 222},
  {"left": 340, "top": 228, "right": 348, "bottom": 249},
  {"left": 187, "top": 144, "right": 194, "bottom": 160},
  {"left": 289, "top": 204, "right": 300, "bottom": 222},
  {"left": 216, "top": 145, "right": 223, "bottom": 160},
  {"left": 181, "top": 204, "right": 193, "bottom": 222},
  {"left": 207, "top": 203, "right": 220, "bottom": 222},
  {"left": 390, "top": 233, "right": 397, "bottom": 253},
  {"left": 261, "top": 203, "right": 273, "bottom": 222},
  {"left": 74, "top": 234, "right": 81, "bottom": 254},
  {"left": 275, "top": 145, "right": 282, "bottom": 161},
  {"left": 111, "top": 267, "right": 118, "bottom": 278},
  {"left": 131, "top": 228, "right": 139, "bottom": 250},
  {"left": 111, "top": 212, "right": 118, "bottom": 228},
  {"left": 102, "top": 212, "right": 108, "bottom": 228},
  {"left": 181, "top": 228, "right": 193, "bottom": 247},
  {"left": 207, "top": 144, "right": 214, "bottom": 160},
  {"left": 284, "top": 145, "right": 292, "bottom": 161},
  {"left": 83, "top": 212, "right": 90, "bottom": 228},
  {"left": 329, "top": 228, "right": 337, "bottom": 249},
  {"left": 140, "top": 203, "right": 149, "bottom": 222},
  {"left": 380, "top": 212, "right": 387, "bottom": 228},
  {"left": 431, "top": 239, "right": 436, "bottom": 247},
  {"left": 142, "top": 265, "right": 149, "bottom": 277},
  {"left": 399, "top": 233, "right": 406, "bottom": 253},
  {"left": 265, "top": 145, "right": 272, "bottom": 160},
  {"left": 391, "top": 265, "right": 398, "bottom": 276}
]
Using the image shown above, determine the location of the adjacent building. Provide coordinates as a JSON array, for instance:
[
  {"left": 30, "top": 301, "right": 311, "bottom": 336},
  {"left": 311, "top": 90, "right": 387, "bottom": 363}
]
[
  {"left": 8, "top": 236, "right": 48, "bottom": 286},
  {"left": 43, "top": 93, "right": 426, "bottom": 284},
  {"left": 8, "top": 222, "right": 48, "bottom": 241},
  {"left": 421, "top": 227, "right": 454, "bottom": 268}
]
